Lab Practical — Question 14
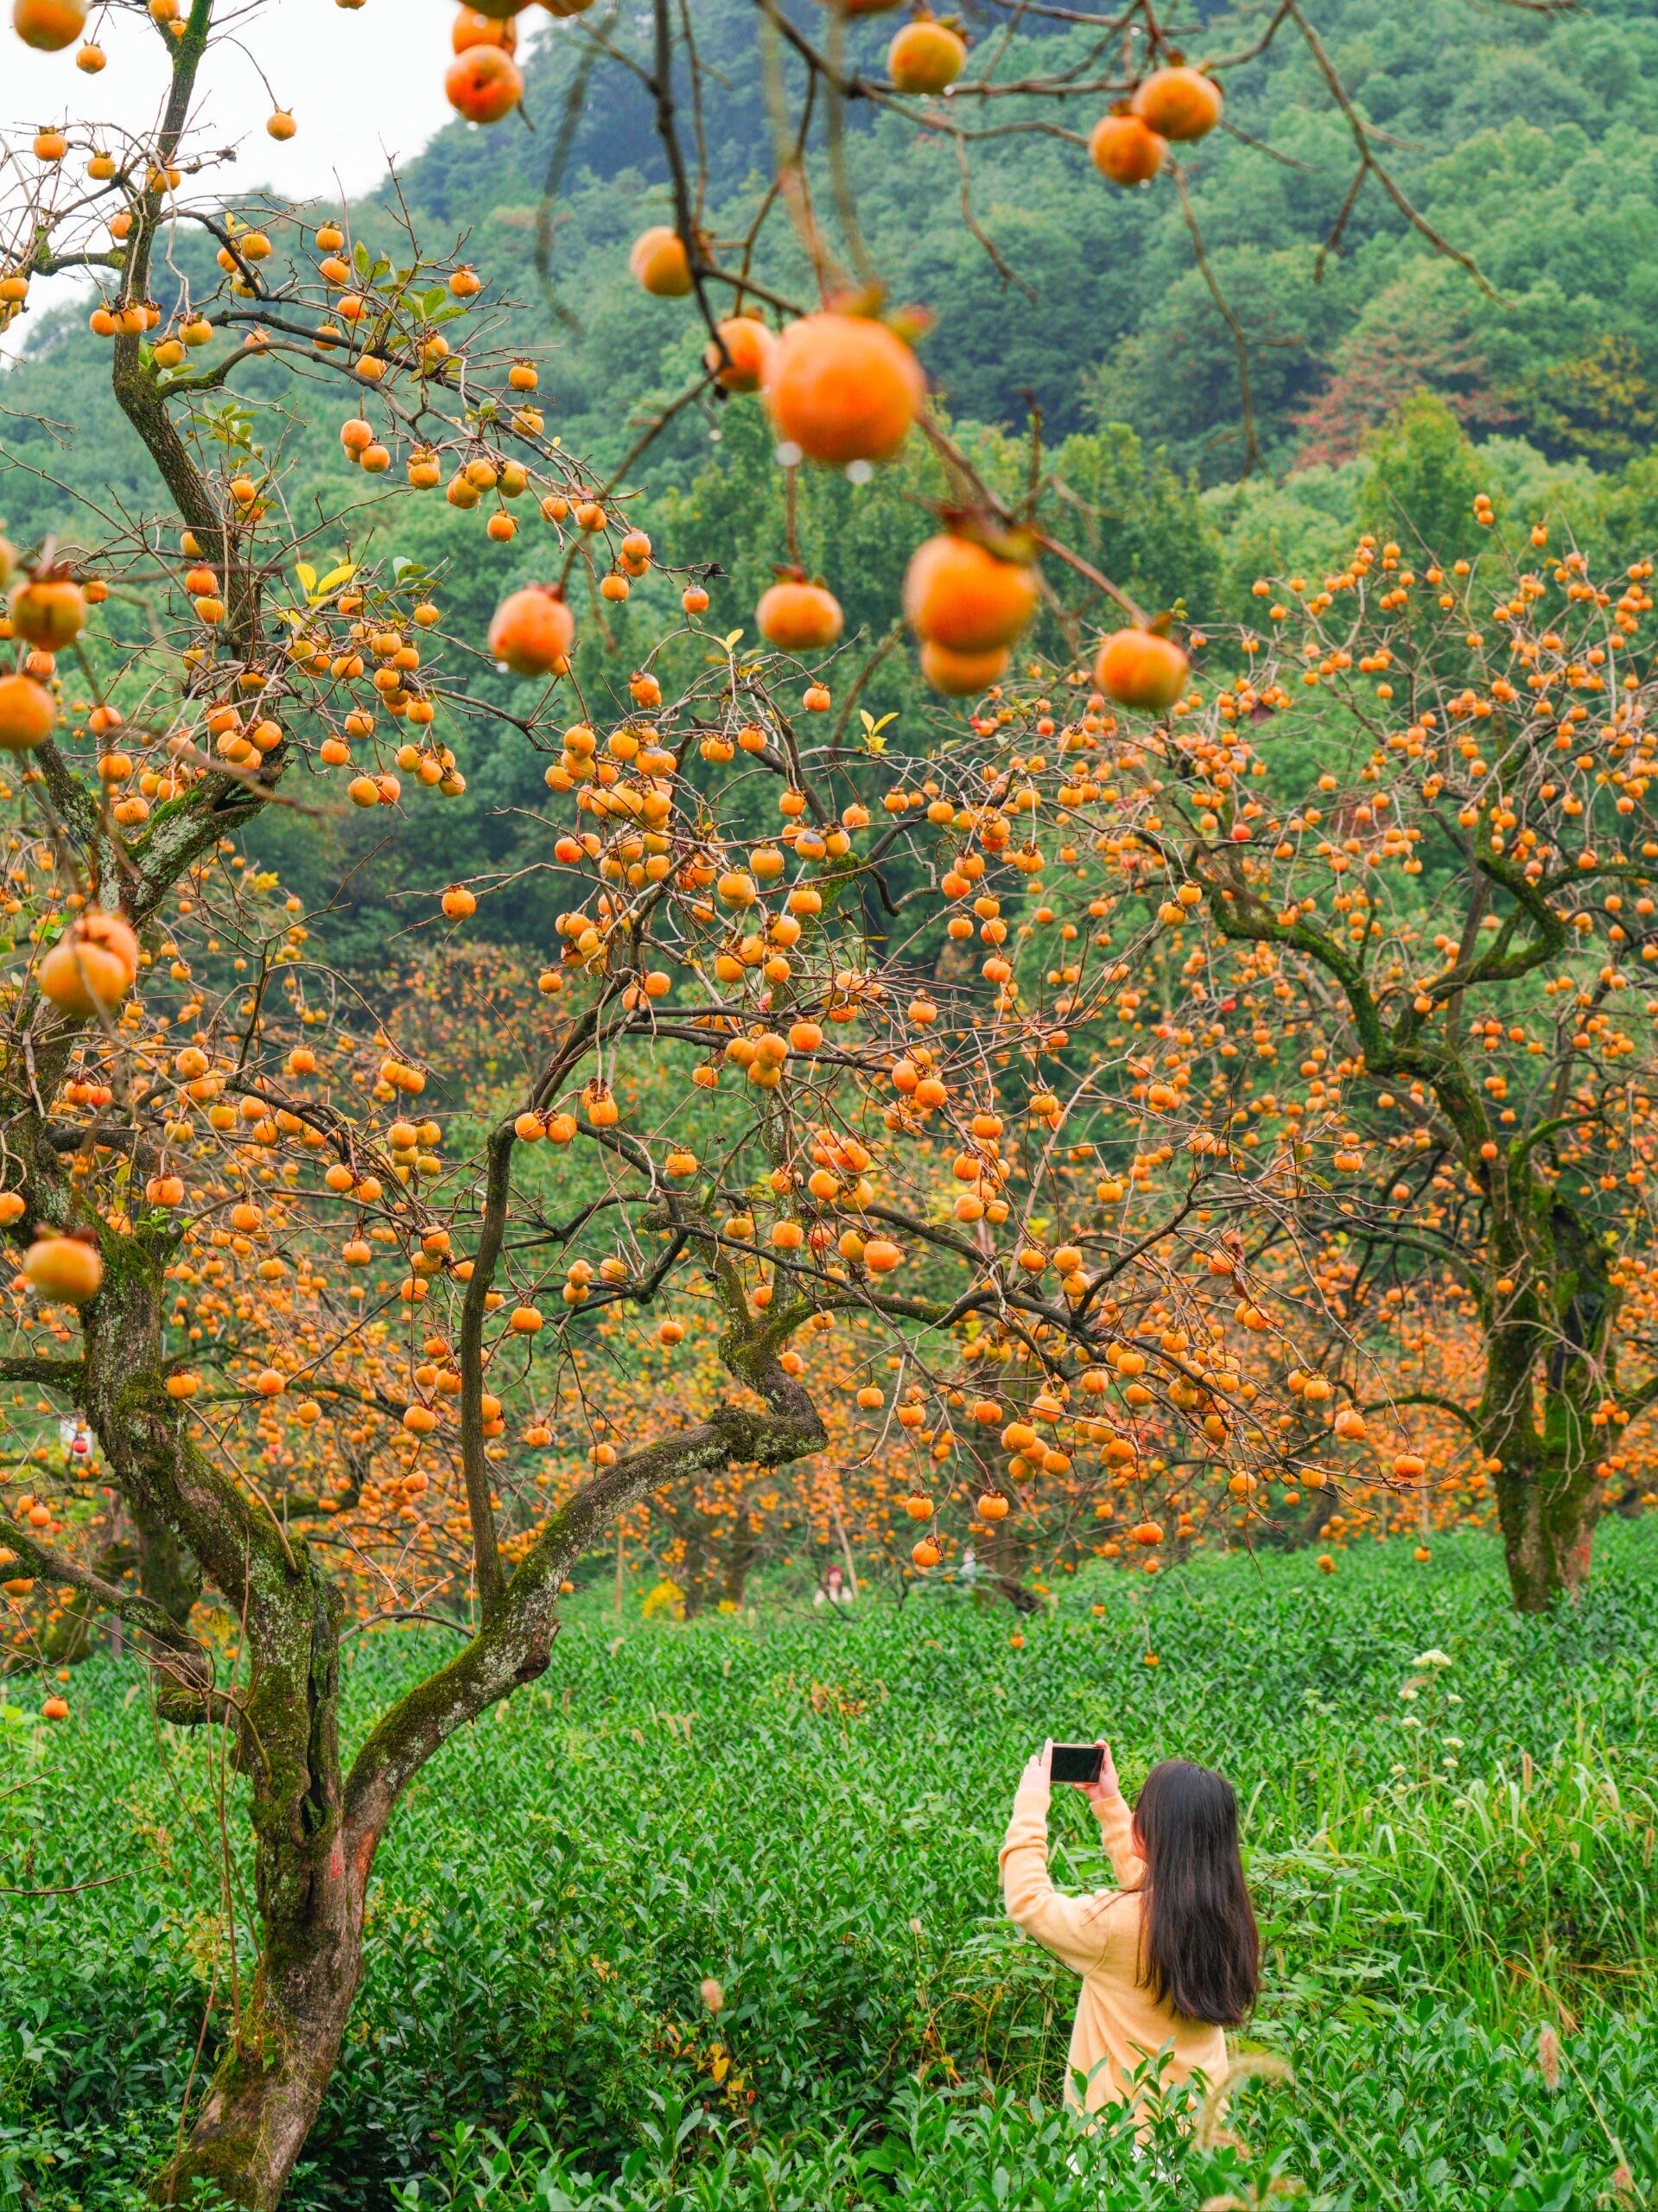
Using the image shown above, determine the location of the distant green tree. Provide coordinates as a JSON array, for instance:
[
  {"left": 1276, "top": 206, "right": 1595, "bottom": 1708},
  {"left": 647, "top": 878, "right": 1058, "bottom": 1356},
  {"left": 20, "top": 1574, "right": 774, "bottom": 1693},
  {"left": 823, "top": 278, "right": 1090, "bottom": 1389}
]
[
  {"left": 1517, "top": 334, "right": 1658, "bottom": 465},
  {"left": 1042, "top": 425, "right": 1222, "bottom": 622},
  {"left": 1357, "top": 395, "right": 1486, "bottom": 563},
  {"left": 1601, "top": 452, "right": 1658, "bottom": 571},
  {"left": 1200, "top": 466, "right": 1363, "bottom": 624}
]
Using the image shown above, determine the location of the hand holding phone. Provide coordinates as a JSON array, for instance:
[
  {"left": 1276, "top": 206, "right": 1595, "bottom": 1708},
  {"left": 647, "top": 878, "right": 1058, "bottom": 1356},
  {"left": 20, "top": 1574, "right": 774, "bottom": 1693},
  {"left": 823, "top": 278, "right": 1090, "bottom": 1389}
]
[
  {"left": 1050, "top": 1742, "right": 1105, "bottom": 1785},
  {"left": 1051, "top": 1739, "right": 1120, "bottom": 1805}
]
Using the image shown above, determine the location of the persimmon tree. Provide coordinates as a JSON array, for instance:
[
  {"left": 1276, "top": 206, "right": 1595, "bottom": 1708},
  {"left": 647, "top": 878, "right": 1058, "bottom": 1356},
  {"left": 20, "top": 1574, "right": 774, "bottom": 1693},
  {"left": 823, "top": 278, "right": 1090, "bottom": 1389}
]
[
  {"left": 0, "top": 0, "right": 1592, "bottom": 2203},
  {"left": 1080, "top": 519, "right": 1658, "bottom": 1611}
]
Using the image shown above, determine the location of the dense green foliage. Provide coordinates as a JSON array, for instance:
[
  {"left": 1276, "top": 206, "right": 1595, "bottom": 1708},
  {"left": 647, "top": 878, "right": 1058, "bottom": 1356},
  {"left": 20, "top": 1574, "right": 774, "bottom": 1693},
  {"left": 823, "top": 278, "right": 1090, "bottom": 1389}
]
[{"left": 5, "top": 1529, "right": 1655, "bottom": 2209}]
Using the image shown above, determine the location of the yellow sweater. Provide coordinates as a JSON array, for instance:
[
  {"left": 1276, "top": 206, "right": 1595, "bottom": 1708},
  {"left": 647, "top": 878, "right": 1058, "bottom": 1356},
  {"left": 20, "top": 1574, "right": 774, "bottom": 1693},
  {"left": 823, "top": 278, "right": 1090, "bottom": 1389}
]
[{"left": 1000, "top": 1772, "right": 1227, "bottom": 2113}]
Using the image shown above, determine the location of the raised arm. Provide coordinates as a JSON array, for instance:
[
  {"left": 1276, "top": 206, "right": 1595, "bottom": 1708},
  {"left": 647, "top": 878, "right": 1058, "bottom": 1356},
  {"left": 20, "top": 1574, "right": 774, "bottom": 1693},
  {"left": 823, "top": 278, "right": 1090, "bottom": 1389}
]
[
  {"left": 1079, "top": 1741, "right": 1145, "bottom": 1890},
  {"left": 1000, "top": 1745, "right": 1109, "bottom": 1975}
]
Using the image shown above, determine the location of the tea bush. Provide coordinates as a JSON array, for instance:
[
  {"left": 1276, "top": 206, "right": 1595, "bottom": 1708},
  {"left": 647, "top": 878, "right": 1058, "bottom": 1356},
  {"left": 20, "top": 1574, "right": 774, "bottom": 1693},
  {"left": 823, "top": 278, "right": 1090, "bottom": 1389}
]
[{"left": 4, "top": 1527, "right": 1655, "bottom": 2209}]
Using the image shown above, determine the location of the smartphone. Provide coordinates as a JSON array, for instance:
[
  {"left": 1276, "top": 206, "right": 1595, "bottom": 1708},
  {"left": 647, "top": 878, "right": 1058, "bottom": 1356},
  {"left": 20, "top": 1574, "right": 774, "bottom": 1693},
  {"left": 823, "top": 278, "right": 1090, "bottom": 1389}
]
[{"left": 1050, "top": 1742, "right": 1105, "bottom": 1785}]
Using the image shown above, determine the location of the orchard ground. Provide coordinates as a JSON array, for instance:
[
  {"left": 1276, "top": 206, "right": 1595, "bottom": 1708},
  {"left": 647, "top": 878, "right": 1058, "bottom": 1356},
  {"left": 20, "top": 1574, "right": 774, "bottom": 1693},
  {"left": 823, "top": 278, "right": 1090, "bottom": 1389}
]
[{"left": 5, "top": 1526, "right": 1656, "bottom": 2212}]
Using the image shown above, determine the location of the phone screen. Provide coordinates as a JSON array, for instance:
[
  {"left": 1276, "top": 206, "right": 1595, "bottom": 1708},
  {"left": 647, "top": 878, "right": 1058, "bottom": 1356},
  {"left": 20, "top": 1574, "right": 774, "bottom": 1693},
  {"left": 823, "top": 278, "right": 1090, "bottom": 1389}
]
[{"left": 1050, "top": 1743, "right": 1105, "bottom": 1785}]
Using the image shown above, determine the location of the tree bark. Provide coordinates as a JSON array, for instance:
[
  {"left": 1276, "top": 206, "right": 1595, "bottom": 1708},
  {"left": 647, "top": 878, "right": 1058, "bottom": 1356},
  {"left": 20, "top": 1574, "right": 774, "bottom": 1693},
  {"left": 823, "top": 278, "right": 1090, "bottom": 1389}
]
[
  {"left": 721, "top": 1528, "right": 759, "bottom": 1608},
  {"left": 1481, "top": 1196, "right": 1610, "bottom": 1612},
  {"left": 151, "top": 1847, "right": 365, "bottom": 2209},
  {"left": 981, "top": 1514, "right": 1040, "bottom": 1610},
  {"left": 1496, "top": 1455, "right": 1598, "bottom": 1613},
  {"left": 677, "top": 1518, "right": 711, "bottom": 1617},
  {"left": 132, "top": 1498, "right": 202, "bottom": 1629}
]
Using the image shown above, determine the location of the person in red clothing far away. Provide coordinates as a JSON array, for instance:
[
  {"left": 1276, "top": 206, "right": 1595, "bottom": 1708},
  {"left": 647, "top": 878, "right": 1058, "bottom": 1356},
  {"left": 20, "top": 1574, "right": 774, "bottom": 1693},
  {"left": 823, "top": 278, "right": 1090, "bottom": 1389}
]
[{"left": 1000, "top": 1738, "right": 1260, "bottom": 2120}]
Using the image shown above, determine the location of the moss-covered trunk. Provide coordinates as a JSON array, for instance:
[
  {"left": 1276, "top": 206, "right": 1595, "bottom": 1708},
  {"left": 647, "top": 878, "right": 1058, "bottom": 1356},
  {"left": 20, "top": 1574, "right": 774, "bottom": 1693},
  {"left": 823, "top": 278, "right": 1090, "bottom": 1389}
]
[
  {"left": 35, "top": 1192, "right": 830, "bottom": 2205},
  {"left": 981, "top": 1515, "right": 1041, "bottom": 1611},
  {"left": 1495, "top": 1450, "right": 1598, "bottom": 1613},
  {"left": 151, "top": 1526, "right": 355, "bottom": 2206},
  {"left": 151, "top": 1841, "right": 365, "bottom": 2209},
  {"left": 69, "top": 1237, "right": 363, "bottom": 2208},
  {"left": 722, "top": 1527, "right": 759, "bottom": 1608},
  {"left": 1482, "top": 1197, "right": 1610, "bottom": 1614},
  {"left": 132, "top": 1497, "right": 202, "bottom": 1629}
]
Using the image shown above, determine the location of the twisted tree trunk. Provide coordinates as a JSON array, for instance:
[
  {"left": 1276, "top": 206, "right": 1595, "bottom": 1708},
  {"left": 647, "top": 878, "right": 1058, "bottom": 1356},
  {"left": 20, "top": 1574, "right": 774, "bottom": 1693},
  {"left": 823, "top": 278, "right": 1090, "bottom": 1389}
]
[
  {"left": 145, "top": 1297, "right": 825, "bottom": 2204},
  {"left": 151, "top": 1804, "right": 364, "bottom": 2208},
  {"left": 1483, "top": 1199, "right": 1612, "bottom": 1612}
]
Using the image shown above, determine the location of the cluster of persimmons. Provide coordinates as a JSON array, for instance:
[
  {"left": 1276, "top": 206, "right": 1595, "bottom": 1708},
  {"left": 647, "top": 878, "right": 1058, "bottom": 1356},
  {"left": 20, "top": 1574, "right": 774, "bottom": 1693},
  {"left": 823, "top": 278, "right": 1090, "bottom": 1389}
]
[{"left": 4, "top": 0, "right": 1656, "bottom": 1685}]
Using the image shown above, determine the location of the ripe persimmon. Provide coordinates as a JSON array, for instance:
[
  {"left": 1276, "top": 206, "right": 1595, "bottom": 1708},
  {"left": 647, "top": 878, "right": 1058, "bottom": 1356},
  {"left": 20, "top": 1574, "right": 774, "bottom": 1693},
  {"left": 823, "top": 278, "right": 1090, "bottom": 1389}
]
[
  {"left": 704, "top": 314, "right": 776, "bottom": 392},
  {"left": 453, "top": 5, "right": 518, "bottom": 50},
  {"left": 1089, "top": 112, "right": 1166, "bottom": 186},
  {"left": 919, "top": 640, "right": 1008, "bottom": 695},
  {"left": 444, "top": 45, "right": 524, "bottom": 125},
  {"left": 764, "top": 312, "right": 924, "bottom": 467},
  {"left": 887, "top": 17, "right": 965, "bottom": 94},
  {"left": 24, "top": 1233, "right": 103, "bottom": 1306},
  {"left": 13, "top": 0, "right": 87, "bottom": 49},
  {"left": 1095, "top": 627, "right": 1189, "bottom": 712},
  {"left": 756, "top": 578, "right": 843, "bottom": 652},
  {"left": 488, "top": 584, "right": 574, "bottom": 676},
  {"left": 903, "top": 532, "right": 1038, "bottom": 652},
  {"left": 39, "top": 910, "right": 139, "bottom": 1015},
  {"left": 629, "top": 226, "right": 692, "bottom": 297},
  {"left": 0, "top": 673, "right": 55, "bottom": 752},
  {"left": 10, "top": 573, "right": 86, "bottom": 649},
  {"left": 1131, "top": 65, "right": 1223, "bottom": 142}
]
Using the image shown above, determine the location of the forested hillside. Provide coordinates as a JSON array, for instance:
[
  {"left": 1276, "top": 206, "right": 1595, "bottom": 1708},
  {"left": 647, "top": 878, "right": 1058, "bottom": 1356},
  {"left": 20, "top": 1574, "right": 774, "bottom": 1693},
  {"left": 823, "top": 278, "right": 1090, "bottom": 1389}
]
[{"left": 6, "top": 0, "right": 1658, "bottom": 953}]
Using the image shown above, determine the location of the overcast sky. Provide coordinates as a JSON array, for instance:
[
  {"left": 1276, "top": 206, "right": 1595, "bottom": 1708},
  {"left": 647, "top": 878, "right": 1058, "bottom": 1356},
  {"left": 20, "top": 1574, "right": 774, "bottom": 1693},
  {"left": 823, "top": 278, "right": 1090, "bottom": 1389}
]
[{"left": 5, "top": 0, "right": 513, "bottom": 354}]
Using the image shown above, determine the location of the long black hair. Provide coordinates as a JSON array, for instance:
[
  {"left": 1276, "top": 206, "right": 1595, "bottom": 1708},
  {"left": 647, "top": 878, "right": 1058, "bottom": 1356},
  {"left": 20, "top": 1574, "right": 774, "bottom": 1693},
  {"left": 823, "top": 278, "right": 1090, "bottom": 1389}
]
[{"left": 1133, "top": 1759, "right": 1259, "bottom": 2027}]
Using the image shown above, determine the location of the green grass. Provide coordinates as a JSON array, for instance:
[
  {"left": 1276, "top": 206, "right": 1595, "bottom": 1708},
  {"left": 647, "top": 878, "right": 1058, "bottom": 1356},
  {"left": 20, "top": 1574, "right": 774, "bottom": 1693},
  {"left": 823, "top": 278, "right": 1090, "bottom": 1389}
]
[{"left": 4, "top": 1527, "right": 1657, "bottom": 2209}]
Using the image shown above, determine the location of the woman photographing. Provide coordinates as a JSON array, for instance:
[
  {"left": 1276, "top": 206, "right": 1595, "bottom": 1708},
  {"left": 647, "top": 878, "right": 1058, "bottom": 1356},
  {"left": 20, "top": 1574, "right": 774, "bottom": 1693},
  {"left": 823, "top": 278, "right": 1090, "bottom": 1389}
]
[{"left": 1001, "top": 1739, "right": 1259, "bottom": 2115}]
